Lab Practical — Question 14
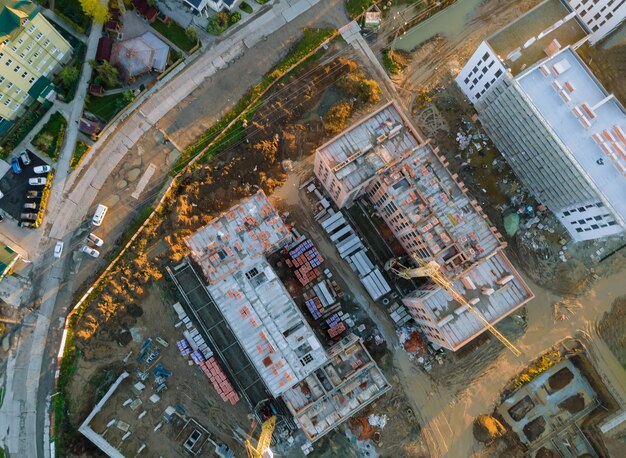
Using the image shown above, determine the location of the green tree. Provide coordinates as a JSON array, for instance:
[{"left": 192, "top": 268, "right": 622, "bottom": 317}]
[
  {"left": 79, "top": 0, "right": 110, "bottom": 23},
  {"left": 91, "top": 60, "right": 120, "bottom": 88},
  {"left": 59, "top": 66, "right": 80, "bottom": 89}
]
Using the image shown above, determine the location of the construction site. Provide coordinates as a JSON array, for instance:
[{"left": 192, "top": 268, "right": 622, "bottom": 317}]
[{"left": 60, "top": 3, "right": 626, "bottom": 457}]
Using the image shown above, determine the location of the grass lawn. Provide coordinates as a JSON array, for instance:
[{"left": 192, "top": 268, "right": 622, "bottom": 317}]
[
  {"left": 71, "top": 141, "right": 90, "bottom": 168},
  {"left": 85, "top": 94, "right": 126, "bottom": 122},
  {"left": 33, "top": 112, "right": 67, "bottom": 161},
  {"left": 345, "top": 0, "right": 376, "bottom": 18},
  {"left": 151, "top": 21, "right": 197, "bottom": 52}
]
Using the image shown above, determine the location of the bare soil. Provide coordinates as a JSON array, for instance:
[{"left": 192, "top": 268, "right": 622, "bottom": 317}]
[
  {"left": 508, "top": 396, "right": 534, "bottom": 422},
  {"left": 547, "top": 367, "right": 574, "bottom": 393},
  {"left": 597, "top": 295, "right": 626, "bottom": 370},
  {"left": 523, "top": 416, "right": 546, "bottom": 443},
  {"left": 558, "top": 393, "right": 585, "bottom": 414}
]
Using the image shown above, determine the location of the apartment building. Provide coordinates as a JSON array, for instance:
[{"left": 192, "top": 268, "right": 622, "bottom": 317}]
[
  {"left": 566, "top": 0, "right": 626, "bottom": 43},
  {"left": 314, "top": 102, "right": 534, "bottom": 351},
  {"left": 0, "top": 0, "right": 71, "bottom": 130},
  {"left": 456, "top": 0, "right": 626, "bottom": 241}
]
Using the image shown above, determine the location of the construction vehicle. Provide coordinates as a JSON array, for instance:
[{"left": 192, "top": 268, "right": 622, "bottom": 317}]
[
  {"left": 386, "top": 256, "right": 521, "bottom": 357},
  {"left": 245, "top": 415, "right": 276, "bottom": 458}
]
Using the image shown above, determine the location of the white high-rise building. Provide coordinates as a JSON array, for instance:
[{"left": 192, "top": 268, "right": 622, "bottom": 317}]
[
  {"left": 455, "top": 0, "right": 626, "bottom": 242},
  {"left": 566, "top": 0, "right": 626, "bottom": 44}
]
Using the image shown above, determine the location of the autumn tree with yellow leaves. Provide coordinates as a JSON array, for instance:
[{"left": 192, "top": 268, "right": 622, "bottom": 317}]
[{"left": 79, "top": 0, "right": 110, "bottom": 23}]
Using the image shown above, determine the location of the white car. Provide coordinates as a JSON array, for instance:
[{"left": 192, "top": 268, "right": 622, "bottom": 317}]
[
  {"left": 29, "top": 177, "right": 47, "bottom": 186},
  {"left": 54, "top": 241, "right": 64, "bottom": 258},
  {"left": 87, "top": 233, "right": 104, "bottom": 247},
  {"left": 81, "top": 245, "right": 100, "bottom": 258},
  {"left": 33, "top": 165, "right": 51, "bottom": 174}
]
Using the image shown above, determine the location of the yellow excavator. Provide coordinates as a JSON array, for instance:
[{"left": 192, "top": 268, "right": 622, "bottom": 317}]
[
  {"left": 386, "top": 256, "right": 521, "bottom": 357},
  {"left": 245, "top": 415, "right": 276, "bottom": 458}
]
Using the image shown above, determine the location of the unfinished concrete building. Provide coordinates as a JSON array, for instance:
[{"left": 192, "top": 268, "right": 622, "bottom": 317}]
[
  {"left": 185, "top": 191, "right": 389, "bottom": 439},
  {"left": 455, "top": 0, "right": 626, "bottom": 242},
  {"left": 314, "top": 102, "right": 534, "bottom": 351}
]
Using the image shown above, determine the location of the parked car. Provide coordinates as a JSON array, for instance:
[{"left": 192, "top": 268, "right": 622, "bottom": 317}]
[
  {"left": 81, "top": 245, "right": 100, "bottom": 258},
  {"left": 23, "top": 202, "right": 37, "bottom": 210},
  {"left": 20, "top": 213, "right": 37, "bottom": 221},
  {"left": 54, "top": 241, "right": 64, "bottom": 258},
  {"left": 11, "top": 157, "right": 22, "bottom": 174},
  {"left": 92, "top": 204, "right": 108, "bottom": 226},
  {"left": 19, "top": 150, "right": 31, "bottom": 165},
  {"left": 29, "top": 177, "right": 47, "bottom": 186},
  {"left": 19, "top": 221, "right": 34, "bottom": 227},
  {"left": 87, "top": 233, "right": 104, "bottom": 246},
  {"left": 33, "top": 165, "right": 51, "bottom": 174},
  {"left": 26, "top": 190, "right": 41, "bottom": 199}
]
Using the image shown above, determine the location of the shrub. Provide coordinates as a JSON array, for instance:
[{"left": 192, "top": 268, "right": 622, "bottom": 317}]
[
  {"left": 254, "top": 0, "right": 269, "bottom": 4},
  {"left": 71, "top": 141, "right": 90, "bottom": 168},
  {"left": 323, "top": 101, "right": 353, "bottom": 135},
  {"left": 336, "top": 69, "right": 381, "bottom": 104},
  {"left": 240, "top": 1, "right": 253, "bottom": 13},
  {"left": 207, "top": 11, "right": 230, "bottom": 35},
  {"left": 383, "top": 49, "right": 409, "bottom": 75},
  {"left": 229, "top": 11, "right": 241, "bottom": 25}
]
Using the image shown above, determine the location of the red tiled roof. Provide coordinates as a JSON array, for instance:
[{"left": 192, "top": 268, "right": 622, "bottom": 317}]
[{"left": 96, "top": 37, "right": 113, "bottom": 61}]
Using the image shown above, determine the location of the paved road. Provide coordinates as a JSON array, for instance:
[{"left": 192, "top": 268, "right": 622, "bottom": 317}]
[{"left": 0, "top": 1, "right": 349, "bottom": 457}]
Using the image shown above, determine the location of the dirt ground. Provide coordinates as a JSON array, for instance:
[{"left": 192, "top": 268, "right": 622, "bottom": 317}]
[
  {"left": 67, "top": 283, "right": 250, "bottom": 456},
  {"left": 597, "top": 295, "right": 626, "bottom": 370}
]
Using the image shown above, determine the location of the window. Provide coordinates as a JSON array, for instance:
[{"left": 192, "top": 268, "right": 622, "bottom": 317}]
[
  {"left": 21, "top": 71, "right": 28, "bottom": 78},
  {"left": 464, "top": 77, "right": 469, "bottom": 84},
  {"left": 43, "top": 39, "right": 50, "bottom": 47},
  {"left": 4, "top": 99, "right": 10, "bottom": 106},
  {"left": 11, "top": 46, "right": 16, "bottom": 52},
  {"left": 495, "top": 69, "right": 503, "bottom": 78},
  {"left": 7, "top": 82, "right": 13, "bottom": 89},
  {"left": 482, "top": 52, "right": 490, "bottom": 61},
  {"left": 14, "top": 88, "right": 20, "bottom": 94},
  {"left": 19, "top": 53, "right": 24, "bottom": 58},
  {"left": 5, "top": 59, "right": 12, "bottom": 66},
  {"left": 18, "top": 38, "right": 23, "bottom": 45},
  {"left": 0, "top": 76, "right": 4, "bottom": 83},
  {"left": 36, "top": 32, "right": 43, "bottom": 40},
  {"left": 13, "top": 65, "right": 20, "bottom": 72},
  {"left": 28, "top": 25, "right": 35, "bottom": 33},
  {"left": 0, "top": 94, "right": 3, "bottom": 100},
  {"left": 28, "top": 77, "right": 35, "bottom": 83}
]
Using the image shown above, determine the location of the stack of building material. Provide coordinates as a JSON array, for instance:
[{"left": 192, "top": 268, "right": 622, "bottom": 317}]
[
  {"left": 177, "top": 339, "right": 191, "bottom": 356},
  {"left": 305, "top": 297, "right": 323, "bottom": 320},
  {"left": 199, "top": 357, "right": 240, "bottom": 405},
  {"left": 389, "top": 303, "right": 412, "bottom": 325},
  {"left": 326, "top": 313, "right": 346, "bottom": 338},
  {"left": 287, "top": 239, "right": 324, "bottom": 285},
  {"left": 361, "top": 268, "right": 391, "bottom": 301}
]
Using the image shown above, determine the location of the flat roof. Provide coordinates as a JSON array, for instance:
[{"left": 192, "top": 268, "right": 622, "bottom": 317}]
[
  {"left": 315, "top": 104, "right": 421, "bottom": 194},
  {"left": 373, "top": 142, "right": 501, "bottom": 272},
  {"left": 186, "top": 191, "right": 291, "bottom": 283},
  {"left": 282, "top": 335, "right": 390, "bottom": 442},
  {"left": 517, "top": 47, "right": 626, "bottom": 224},
  {"left": 418, "top": 252, "right": 533, "bottom": 348},
  {"left": 206, "top": 257, "right": 327, "bottom": 398},
  {"left": 187, "top": 192, "right": 327, "bottom": 398},
  {"left": 487, "top": 0, "right": 586, "bottom": 75}
]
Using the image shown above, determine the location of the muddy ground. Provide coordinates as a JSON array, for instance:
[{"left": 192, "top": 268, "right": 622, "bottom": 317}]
[{"left": 598, "top": 295, "right": 626, "bottom": 370}]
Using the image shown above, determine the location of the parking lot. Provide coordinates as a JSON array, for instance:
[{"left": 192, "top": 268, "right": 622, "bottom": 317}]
[{"left": 0, "top": 151, "right": 50, "bottom": 222}]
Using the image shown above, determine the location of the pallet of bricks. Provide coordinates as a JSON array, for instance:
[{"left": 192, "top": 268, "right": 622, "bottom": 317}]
[
  {"left": 199, "top": 357, "right": 240, "bottom": 405},
  {"left": 326, "top": 312, "right": 346, "bottom": 339},
  {"left": 286, "top": 239, "right": 324, "bottom": 286}
]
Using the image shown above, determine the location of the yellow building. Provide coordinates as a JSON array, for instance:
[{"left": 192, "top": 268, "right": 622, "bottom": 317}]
[{"left": 0, "top": 0, "right": 72, "bottom": 129}]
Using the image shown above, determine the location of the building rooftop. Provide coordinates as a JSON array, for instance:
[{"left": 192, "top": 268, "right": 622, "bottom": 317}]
[
  {"left": 517, "top": 47, "right": 626, "bottom": 225},
  {"left": 186, "top": 191, "right": 292, "bottom": 284},
  {"left": 316, "top": 104, "right": 421, "bottom": 195},
  {"left": 282, "top": 335, "right": 391, "bottom": 442},
  {"left": 205, "top": 257, "right": 327, "bottom": 398},
  {"left": 186, "top": 192, "right": 327, "bottom": 398},
  {"left": 372, "top": 141, "right": 502, "bottom": 274},
  {"left": 487, "top": 0, "right": 587, "bottom": 75},
  {"left": 111, "top": 32, "right": 169, "bottom": 81},
  {"left": 417, "top": 252, "right": 533, "bottom": 349}
]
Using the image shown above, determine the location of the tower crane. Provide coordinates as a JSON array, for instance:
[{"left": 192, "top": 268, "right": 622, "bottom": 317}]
[
  {"left": 245, "top": 415, "right": 276, "bottom": 458},
  {"left": 386, "top": 256, "right": 521, "bottom": 357}
]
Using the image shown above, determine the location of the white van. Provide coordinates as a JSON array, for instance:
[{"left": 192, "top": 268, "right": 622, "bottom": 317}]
[{"left": 92, "top": 204, "right": 108, "bottom": 226}]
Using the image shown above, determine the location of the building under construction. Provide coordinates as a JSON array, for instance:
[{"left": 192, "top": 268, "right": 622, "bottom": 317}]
[
  {"left": 184, "top": 191, "right": 390, "bottom": 441},
  {"left": 314, "top": 101, "right": 534, "bottom": 351}
]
